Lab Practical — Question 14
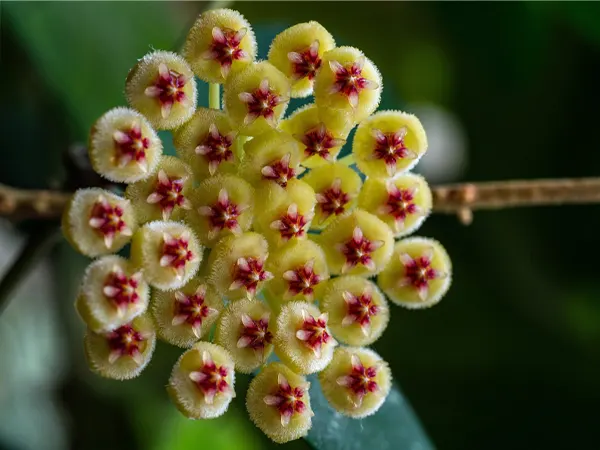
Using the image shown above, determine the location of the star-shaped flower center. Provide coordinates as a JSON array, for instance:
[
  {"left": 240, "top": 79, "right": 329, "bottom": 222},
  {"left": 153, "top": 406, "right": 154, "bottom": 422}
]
[
  {"left": 112, "top": 122, "right": 149, "bottom": 169},
  {"left": 329, "top": 56, "right": 378, "bottom": 108},
  {"left": 198, "top": 188, "right": 245, "bottom": 238},
  {"left": 237, "top": 312, "right": 273, "bottom": 353},
  {"left": 342, "top": 289, "right": 380, "bottom": 336},
  {"left": 102, "top": 267, "right": 143, "bottom": 316},
  {"left": 171, "top": 285, "right": 217, "bottom": 338},
  {"left": 238, "top": 79, "right": 288, "bottom": 127},
  {"left": 263, "top": 373, "right": 307, "bottom": 427},
  {"left": 399, "top": 249, "right": 447, "bottom": 301},
  {"left": 189, "top": 351, "right": 230, "bottom": 405},
  {"left": 315, "top": 178, "right": 351, "bottom": 220},
  {"left": 144, "top": 63, "right": 188, "bottom": 119},
  {"left": 146, "top": 170, "right": 191, "bottom": 220},
  {"left": 379, "top": 183, "right": 420, "bottom": 230},
  {"left": 335, "top": 226, "right": 383, "bottom": 273},
  {"left": 371, "top": 127, "right": 417, "bottom": 176},
  {"left": 295, "top": 310, "right": 331, "bottom": 358},
  {"left": 336, "top": 354, "right": 379, "bottom": 408},
  {"left": 282, "top": 259, "right": 322, "bottom": 301},
  {"left": 88, "top": 196, "right": 132, "bottom": 249},
  {"left": 288, "top": 40, "right": 322, "bottom": 81},
  {"left": 106, "top": 324, "right": 147, "bottom": 365},
  {"left": 229, "top": 257, "right": 273, "bottom": 297},
  {"left": 195, "top": 123, "right": 236, "bottom": 175},
  {"left": 296, "top": 123, "right": 346, "bottom": 160},
  {"left": 261, "top": 153, "right": 296, "bottom": 187},
  {"left": 203, "top": 26, "right": 249, "bottom": 78},
  {"left": 160, "top": 232, "right": 195, "bottom": 276},
  {"left": 270, "top": 203, "right": 310, "bottom": 241}
]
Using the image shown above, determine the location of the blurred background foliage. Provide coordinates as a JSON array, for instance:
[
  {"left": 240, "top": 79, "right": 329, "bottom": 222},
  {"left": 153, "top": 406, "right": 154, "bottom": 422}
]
[{"left": 1, "top": 1, "right": 600, "bottom": 449}]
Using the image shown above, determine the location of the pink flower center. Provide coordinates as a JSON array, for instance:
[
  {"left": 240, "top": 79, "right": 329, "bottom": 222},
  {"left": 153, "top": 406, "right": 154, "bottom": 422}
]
[
  {"left": 288, "top": 40, "right": 321, "bottom": 81},
  {"left": 400, "top": 251, "right": 444, "bottom": 301},
  {"left": 315, "top": 178, "right": 351, "bottom": 219},
  {"left": 283, "top": 260, "right": 322, "bottom": 300},
  {"left": 147, "top": 170, "right": 188, "bottom": 220},
  {"left": 195, "top": 124, "right": 235, "bottom": 175},
  {"left": 239, "top": 79, "right": 287, "bottom": 127},
  {"left": 199, "top": 189, "right": 243, "bottom": 236},
  {"left": 263, "top": 374, "right": 306, "bottom": 426},
  {"left": 103, "top": 270, "right": 140, "bottom": 311},
  {"left": 144, "top": 64, "right": 188, "bottom": 118},
  {"left": 329, "top": 57, "right": 377, "bottom": 108},
  {"left": 88, "top": 198, "right": 129, "bottom": 248},
  {"left": 298, "top": 123, "right": 345, "bottom": 160},
  {"left": 337, "top": 355, "right": 378, "bottom": 405},
  {"left": 261, "top": 153, "right": 295, "bottom": 187},
  {"left": 204, "top": 27, "right": 248, "bottom": 78},
  {"left": 342, "top": 291, "right": 380, "bottom": 330},
  {"left": 237, "top": 313, "right": 273, "bottom": 351},
  {"left": 336, "top": 227, "right": 383, "bottom": 273},
  {"left": 189, "top": 352, "right": 230, "bottom": 404},
  {"left": 382, "top": 185, "right": 418, "bottom": 227},
  {"left": 270, "top": 204, "right": 309, "bottom": 241},
  {"left": 296, "top": 311, "right": 331, "bottom": 358},
  {"left": 371, "top": 128, "right": 416, "bottom": 176},
  {"left": 106, "top": 325, "right": 146, "bottom": 364},
  {"left": 230, "top": 257, "right": 272, "bottom": 296},
  {"left": 161, "top": 234, "right": 194, "bottom": 272},
  {"left": 175, "top": 294, "right": 210, "bottom": 327},
  {"left": 112, "top": 123, "right": 149, "bottom": 167}
]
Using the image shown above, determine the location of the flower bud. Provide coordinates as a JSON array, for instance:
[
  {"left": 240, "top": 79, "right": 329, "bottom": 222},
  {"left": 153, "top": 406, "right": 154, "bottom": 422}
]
[
  {"left": 182, "top": 8, "right": 257, "bottom": 83},
  {"left": 207, "top": 232, "right": 271, "bottom": 300},
  {"left": 246, "top": 362, "right": 312, "bottom": 443},
  {"left": 301, "top": 162, "right": 362, "bottom": 228},
  {"left": 76, "top": 255, "right": 149, "bottom": 333},
  {"left": 125, "top": 156, "right": 193, "bottom": 223},
  {"left": 130, "top": 221, "right": 202, "bottom": 291},
  {"left": 62, "top": 188, "right": 137, "bottom": 257},
  {"left": 125, "top": 51, "right": 197, "bottom": 130},
  {"left": 237, "top": 129, "right": 302, "bottom": 187},
  {"left": 186, "top": 174, "right": 255, "bottom": 247},
  {"left": 214, "top": 298, "right": 274, "bottom": 373},
  {"left": 358, "top": 173, "right": 432, "bottom": 237},
  {"left": 89, "top": 107, "right": 161, "bottom": 183},
  {"left": 223, "top": 61, "right": 290, "bottom": 136},
  {"left": 353, "top": 110, "right": 427, "bottom": 178},
  {"left": 168, "top": 342, "right": 236, "bottom": 419},
  {"left": 318, "top": 209, "right": 393, "bottom": 276},
  {"left": 279, "top": 104, "right": 353, "bottom": 167},
  {"left": 313, "top": 47, "right": 382, "bottom": 123},
  {"left": 264, "top": 240, "right": 329, "bottom": 309},
  {"left": 152, "top": 279, "right": 223, "bottom": 348},
  {"left": 267, "top": 22, "right": 335, "bottom": 98},
  {"left": 173, "top": 108, "right": 240, "bottom": 179},
  {"left": 318, "top": 346, "right": 391, "bottom": 418},
  {"left": 321, "top": 276, "right": 389, "bottom": 346},
  {"left": 273, "top": 301, "right": 336, "bottom": 374},
  {"left": 253, "top": 179, "right": 316, "bottom": 248},
  {"left": 377, "top": 237, "right": 452, "bottom": 309},
  {"left": 84, "top": 313, "right": 156, "bottom": 380}
]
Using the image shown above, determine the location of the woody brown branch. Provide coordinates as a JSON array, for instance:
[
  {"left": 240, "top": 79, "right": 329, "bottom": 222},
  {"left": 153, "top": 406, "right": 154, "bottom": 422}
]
[{"left": 1, "top": 178, "right": 600, "bottom": 222}]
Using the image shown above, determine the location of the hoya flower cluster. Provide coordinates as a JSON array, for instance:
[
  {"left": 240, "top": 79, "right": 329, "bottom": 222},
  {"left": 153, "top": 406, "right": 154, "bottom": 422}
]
[{"left": 62, "top": 8, "right": 452, "bottom": 444}]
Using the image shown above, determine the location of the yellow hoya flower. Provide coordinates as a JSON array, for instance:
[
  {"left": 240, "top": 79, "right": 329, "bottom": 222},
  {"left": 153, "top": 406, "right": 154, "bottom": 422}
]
[
  {"left": 223, "top": 61, "right": 291, "bottom": 136},
  {"left": 183, "top": 8, "right": 257, "bottom": 83},
  {"left": 279, "top": 103, "right": 353, "bottom": 167},
  {"left": 125, "top": 51, "right": 197, "bottom": 130},
  {"left": 268, "top": 21, "right": 336, "bottom": 98},
  {"left": 353, "top": 110, "right": 428, "bottom": 178},
  {"left": 314, "top": 46, "right": 382, "bottom": 123}
]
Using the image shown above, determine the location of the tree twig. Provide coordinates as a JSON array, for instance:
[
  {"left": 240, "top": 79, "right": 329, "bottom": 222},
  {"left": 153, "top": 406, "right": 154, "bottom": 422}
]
[{"left": 1, "top": 178, "right": 600, "bottom": 225}]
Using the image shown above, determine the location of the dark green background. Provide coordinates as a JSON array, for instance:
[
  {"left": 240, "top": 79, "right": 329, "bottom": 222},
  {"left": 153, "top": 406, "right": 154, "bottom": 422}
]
[{"left": 1, "top": 2, "right": 600, "bottom": 450}]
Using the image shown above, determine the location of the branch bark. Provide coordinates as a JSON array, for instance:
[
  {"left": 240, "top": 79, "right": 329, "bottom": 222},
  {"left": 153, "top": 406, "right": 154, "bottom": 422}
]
[{"left": 1, "top": 178, "right": 600, "bottom": 224}]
